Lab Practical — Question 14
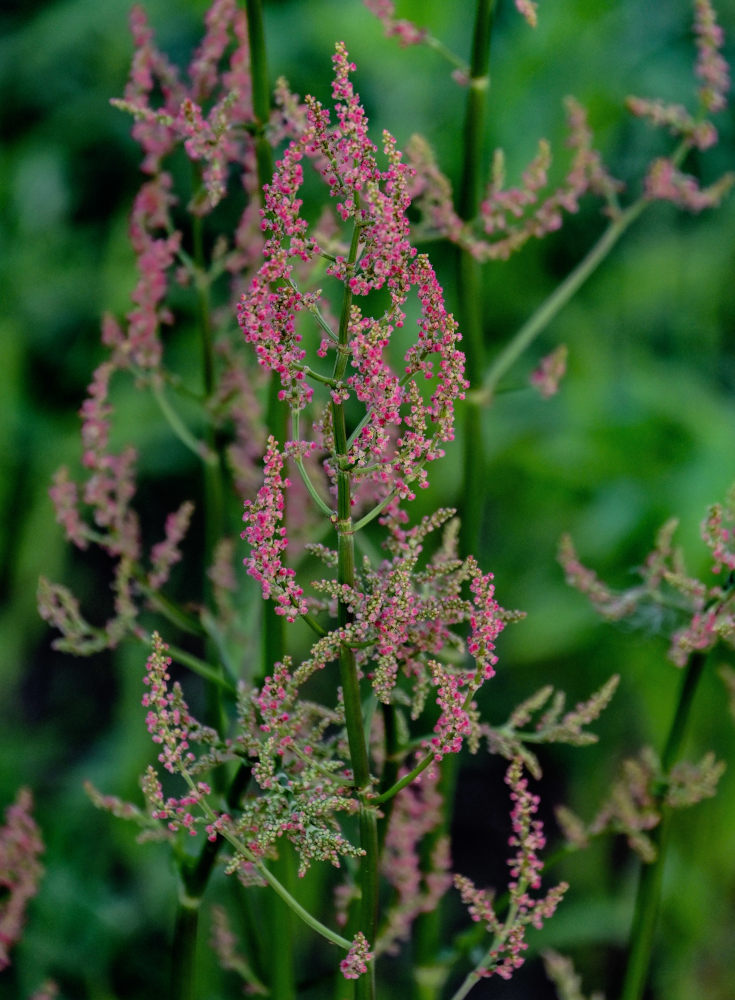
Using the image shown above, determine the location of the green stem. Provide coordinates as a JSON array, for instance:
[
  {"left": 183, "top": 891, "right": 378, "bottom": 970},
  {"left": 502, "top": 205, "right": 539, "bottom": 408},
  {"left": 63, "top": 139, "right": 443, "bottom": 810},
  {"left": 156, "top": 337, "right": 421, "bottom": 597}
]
[
  {"left": 447, "top": 904, "right": 522, "bottom": 1000},
  {"left": 291, "top": 410, "right": 334, "bottom": 518},
  {"left": 456, "top": 0, "right": 495, "bottom": 360},
  {"left": 151, "top": 376, "right": 216, "bottom": 465},
  {"left": 168, "top": 171, "right": 229, "bottom": 1000},
  {"left": 191, "top": 208, "right": 229, "bottom": 763},
  {"left": 169, "top": 764, "right": 252, "bottom": 1000},
  {"left": 660, "top": 651, "right": 708, "bottom": 773},
  {"left": 377, "top": 704, "right": 400, "bottom": 855},
  {"left": 267, "top": 848, "right": 297, "bottom": 1000},
  {"left": 246, "top": 0, "right": 274, "bottom": 195},
  {"left": 177, "top": 765, "right": 351, "bottom": 951},
  {"left": 330, "top": 221, "right": 378, "bottom": 999},
  {"left": 619, "top": 651, "right": 708, "bottom": 1000},
  {"left": 374, "top": 749, "right": 434, "bottom": 805},
  {"left": 476, "top": 197, "right": 648, "bottom": 403},
  {"left": 455, "top": 0, "right": 494, "bottom": 561},
  {"left": 254, "top": 858, "right": 351, "bottom": 950},
  {"left": 166, "top": 641, "right": 237, "bottom": 693},
  {"left": 135, "top": 575, "right": 207, "bottom": 638},
  {"left": 170, "top": 894, "right": 199, "bottom": 1000}
]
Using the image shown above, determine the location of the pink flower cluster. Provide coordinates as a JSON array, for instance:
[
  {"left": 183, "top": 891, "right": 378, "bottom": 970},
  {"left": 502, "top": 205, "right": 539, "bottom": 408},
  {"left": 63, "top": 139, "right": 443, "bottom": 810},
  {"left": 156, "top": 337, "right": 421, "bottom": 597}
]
[
  {"left": 0, "top": 789, "right": 44, "bottom": 970},
  {"left": 122, "top": 0, "right": 252, "bottom": 206},
  {"left": 142, "top": 632, "right": 198, "bottom": 774},
  {"left": 557, "top": 747, "right": 725, "bottom": 862},
  {"left": 454, "top": 759, "right": 567, "bottom": 981},
  {"left": 300, "top": 511, "right": 506, "bottom": 759},
  {"left": 642, "top": 156, "right": 734, "bottom": 213},
  {"left": 530, "top": 344, "right": 568, "bottom": 399},
  {"left": 241, "top": 437, "right": 308, "bottom": 621},
  {"left": 340, "top": 931, "right": 374, "bottom": 980},
  {"left": 230, "top": 658, "right": 366, "bottom": 876},
  {"left": 239, "top": 43, "right": 469, "bottom": 600},
  {"left": 407, "top": 98, "right": 621, "bottom": 262},
  {"left": 362, "top": 0, "right": 427, "bottom": 47},
  {"left": 103, "top": 0, "right": 270, "bottom": 364},
  {"left": 42, "top": 0, "right": 268, "bottom": 655},
  {"left": 44, "top": 351, "right": 198, "bottom": 652},
  {"left": 701, "top": 496, "right": 735, "bottom": 575},
  {"left": 477, "top": 99, "right": 621, "bottom": 259},
  {"left": 561, "top": 490, "right": 735, "bottom": 668},
  {"left": 140, "top": 634, "right": 223, "bottom": 836},
  {"left": 378, "top": 767, "right": 451, "bottom": 954},
  {"left": 694, "top": 0, "right": 730, "bottom": 112},
  {"left": 515, "top": 0, "right": 539, "bottom": 28},
  {"left": 468, "top": 569, "right": 504, "bottom": 681},
  {"left": 148, "top": 501, "right": 195, "bottom": 590},
  {"left": 628, "top": 0, "right": 733, "bottom": 213}
]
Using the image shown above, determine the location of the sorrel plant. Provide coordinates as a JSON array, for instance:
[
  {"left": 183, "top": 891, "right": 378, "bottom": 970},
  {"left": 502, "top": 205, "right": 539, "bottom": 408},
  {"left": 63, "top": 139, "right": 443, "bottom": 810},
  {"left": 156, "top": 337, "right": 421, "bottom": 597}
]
[{"left": 21, "top": 0, "right": 734, "bottom": 998}]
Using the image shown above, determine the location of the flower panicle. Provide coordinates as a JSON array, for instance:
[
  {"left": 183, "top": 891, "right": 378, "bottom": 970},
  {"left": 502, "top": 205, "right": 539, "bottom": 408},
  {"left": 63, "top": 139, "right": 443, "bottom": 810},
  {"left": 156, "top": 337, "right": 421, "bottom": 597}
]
[
  {"left": 557, "top": 746, "right": 726, "bottom": 861},
  {"left": 694, "top": 0, "right": 730, "bottom": 113},
  {"left": 0, "top": 789, "right": 45, "bottom": 971},
  {"left": 340, "top": 931, "right": 374, "bottom": 980},
  {"left": 241, "top": 436, "right": 308, "bottom": 621},
  {"left": 406, "top": 97, "right": 621, "bottom": 263},
  {"left": 210, "top": 904, "right": 268, "bottom": 994},
  {"left": 139, "top": 633, "right": 224, "bottom": 838},
  {"left": 238, "top": 43, "right": 468, "bottom": 513},
  {"left": 628, "top": 0, "right": 734, "bottom": 213},
  {"left": 542, "top": 950, "right": 605, "bottom": 1000},
  {"left": 486, "top": 675, "right": 620, "bottom": 779},
  {"left": 530, "top": 344, "right": 568, "bottom": 399},
  {"left": 561, "top": 487, "right": 735, "bottom": 667},
  {"left": 120, "top": 1, "right": 254, "bottom": 200},
  {"left": 515, "top": 0, "right": 539, "bottom": 28},
  {"left": 377, "top": 767, "right": 452, "bottom": 956},
  {"left": 454, "top": 759, "right": 567, "bottom": 983},
  {"left": 362, "top": 0, "right": 427, "bottom": 48},
  {"left": 148, "top": 500, "right": 195, "bottom": 590}
]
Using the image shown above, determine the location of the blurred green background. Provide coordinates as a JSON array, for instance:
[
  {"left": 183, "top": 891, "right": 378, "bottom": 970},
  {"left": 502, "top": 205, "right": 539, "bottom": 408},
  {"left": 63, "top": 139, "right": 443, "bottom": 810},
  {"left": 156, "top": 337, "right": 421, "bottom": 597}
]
[{"left": 1, "top": 0, "right": 734, "bottom": 997}]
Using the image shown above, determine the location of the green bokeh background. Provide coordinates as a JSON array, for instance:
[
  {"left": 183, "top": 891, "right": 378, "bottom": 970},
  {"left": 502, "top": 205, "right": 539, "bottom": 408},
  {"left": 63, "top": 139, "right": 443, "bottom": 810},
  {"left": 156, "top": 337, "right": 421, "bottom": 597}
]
[{"left": 1, "top": 0, "right": 734, "bottom": 997}]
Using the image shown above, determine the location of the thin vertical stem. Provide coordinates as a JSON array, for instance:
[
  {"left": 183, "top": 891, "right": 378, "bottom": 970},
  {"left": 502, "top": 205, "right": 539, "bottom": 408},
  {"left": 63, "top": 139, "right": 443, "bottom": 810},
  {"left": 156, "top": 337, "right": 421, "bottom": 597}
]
[
  {"left": 457, "top": 0, "right": 494, "bottom": 372},
  {"left": 169, "top": 764, "right": 252, "bottom": 1000},
  {"left": 331, "top": 222, "right": 378, "bottom": 999},
  {"left": 457, "top": 0, "right": 495, "bottom": 560},
  {"left": 478, "top": 198, "right": 647, "bottom": 402},
  {"left": 620, "top": 651, "right": 708, "bottom": 1000},
  {"left": 377, "top": 704, "right": 400, "bottom": 855},
  {"left": 191, "top": 209, "right": 228, "bottom": 762},
  {"left": 170, "top": 896, "right": 199, "bottom": 1000},
  {"left": 246, "top": 0, "right": 274, "bottom": 191}
]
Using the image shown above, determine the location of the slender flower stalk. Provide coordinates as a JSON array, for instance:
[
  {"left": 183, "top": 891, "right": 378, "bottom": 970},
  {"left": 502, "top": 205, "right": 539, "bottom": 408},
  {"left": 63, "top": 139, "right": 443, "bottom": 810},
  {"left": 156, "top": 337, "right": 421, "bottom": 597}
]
[
  {"left": 474, "top": 196, "right": 647, "bottom": 403},
  {"left": 619, "top": 651, "right": 708, "bottom": 1000},
  {"left": 456, "top": 0, "right": 495, "bottom": 560}
]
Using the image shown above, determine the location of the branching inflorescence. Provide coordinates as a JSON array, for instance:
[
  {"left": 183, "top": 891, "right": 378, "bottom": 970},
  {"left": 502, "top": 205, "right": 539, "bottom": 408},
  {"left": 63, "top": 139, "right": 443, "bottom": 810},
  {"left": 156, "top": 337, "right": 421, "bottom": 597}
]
[{"left": 35, "top": 0, "right": 735, "bottom": 998}]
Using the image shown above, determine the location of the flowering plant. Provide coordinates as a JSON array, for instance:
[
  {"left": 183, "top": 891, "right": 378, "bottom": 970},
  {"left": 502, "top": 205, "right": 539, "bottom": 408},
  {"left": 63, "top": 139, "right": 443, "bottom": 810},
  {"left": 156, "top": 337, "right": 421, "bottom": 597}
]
[{"left": 18, "top": 0, "right": 735, "bottom": 998}]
